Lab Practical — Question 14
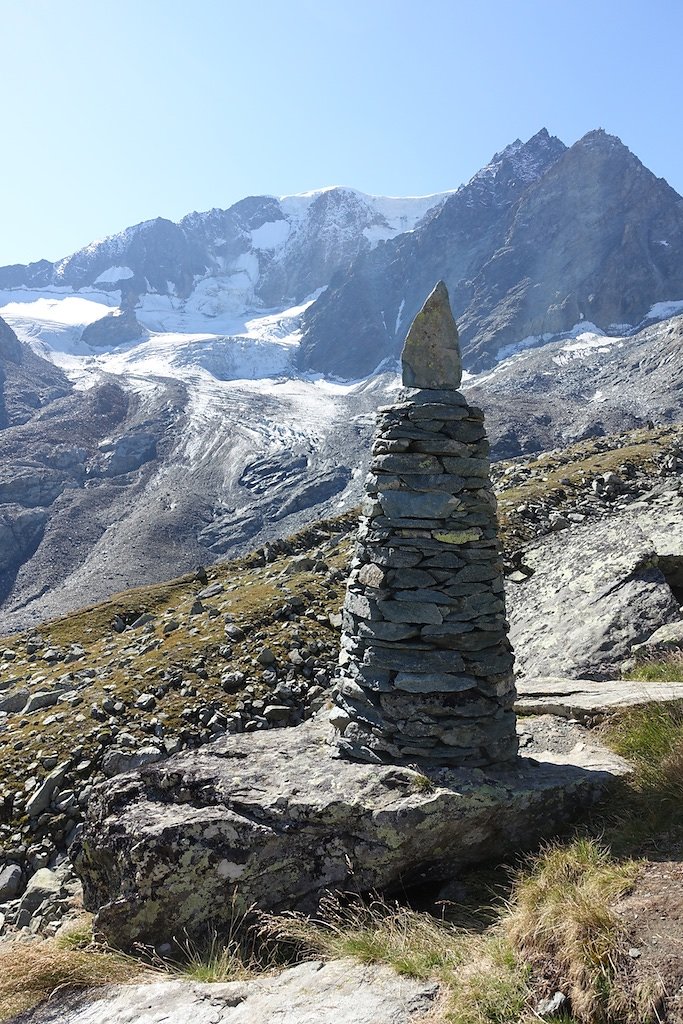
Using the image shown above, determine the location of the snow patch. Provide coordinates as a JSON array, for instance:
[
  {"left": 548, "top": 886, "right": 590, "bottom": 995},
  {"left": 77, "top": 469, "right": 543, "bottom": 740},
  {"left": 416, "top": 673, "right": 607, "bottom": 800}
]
[
  {"left": 552, "top": 333, "right": 624, "bottom": 366},
  {"left": 647, "top": 299, "right": 683, "bottom": 320},
  {"left": 495, "top": 321, "right": 607, "bottom": 364},
  {"left": 94, "top": 266, "right": 134, "bottom": 284},
  {"left": 394, "top": 298, "right": 406, "bottom": 337},
  {"left": 495, "top": 332, "right": 555, "bottom": 362},
  {"left": 250, "top": 220, "right": 291, "bottom": 250}
]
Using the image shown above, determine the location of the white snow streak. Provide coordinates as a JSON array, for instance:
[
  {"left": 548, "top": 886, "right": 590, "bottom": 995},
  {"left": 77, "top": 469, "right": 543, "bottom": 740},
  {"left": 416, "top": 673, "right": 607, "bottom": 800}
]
[
  {"left": 94, "top": 266, "right": 134, "bottom": 283},
  {"left": 647, "top": 299, "right": 683, "bottom": 320}
]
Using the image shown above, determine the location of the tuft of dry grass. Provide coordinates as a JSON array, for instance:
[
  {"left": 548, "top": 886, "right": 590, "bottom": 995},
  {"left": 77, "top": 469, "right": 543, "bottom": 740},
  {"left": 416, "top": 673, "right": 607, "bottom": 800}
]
[
  {"left": 505, "top": 838, "right": 640, "bottom": 1022},
  {"left": 164, "top": 897, "right": 283, "bottom": 984},
  {"left": 167, "top": 930, "right": 260, "bottom": 984},
  {"left": 0, "top": 937, "right": 151, "bottom": 1021},
  {"left": 54, "top": 913, "right": 95, "bottom": 951},
  {"left": 263, "top": 893, "right": 530, "bottom": 1024}
]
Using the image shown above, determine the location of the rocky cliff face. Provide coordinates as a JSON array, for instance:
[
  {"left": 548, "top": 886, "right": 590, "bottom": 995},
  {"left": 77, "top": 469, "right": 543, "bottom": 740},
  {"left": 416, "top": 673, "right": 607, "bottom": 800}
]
[
  {"left": 0, "top": 316, "right": 70, "bottom": 431},
  {"left": 297, "top": 130, "right": 683, "bottom": 376}
]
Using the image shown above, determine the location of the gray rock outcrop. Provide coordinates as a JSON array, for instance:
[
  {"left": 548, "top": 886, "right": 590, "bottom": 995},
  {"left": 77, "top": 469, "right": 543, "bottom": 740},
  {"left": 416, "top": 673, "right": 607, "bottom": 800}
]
[
  {"left": 12, "top": 961, "right": 438, "bottom": 1024},
  {"left": 80, "top": 309, "right": 147, "bottom": 348},
  {"left": 507, "top": 516, "right": 681, "bottom": 679},
  {"left": 630, "top": 620, "right": 683, "bottom": 662},
  {"left": 515, "top": 676, "right": 683, "bottom": 721},
  {"left": 71, "top": 714, "right": 626, "bottom": 950},
  {"left": 332, "top": 290, "right": 516, "bottom": 767}
]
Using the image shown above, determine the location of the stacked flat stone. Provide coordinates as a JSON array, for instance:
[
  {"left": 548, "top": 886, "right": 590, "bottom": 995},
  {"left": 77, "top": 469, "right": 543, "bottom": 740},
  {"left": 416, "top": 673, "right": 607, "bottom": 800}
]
[{"left": 332, "top": 282, "right": 518, "bottom": 768}]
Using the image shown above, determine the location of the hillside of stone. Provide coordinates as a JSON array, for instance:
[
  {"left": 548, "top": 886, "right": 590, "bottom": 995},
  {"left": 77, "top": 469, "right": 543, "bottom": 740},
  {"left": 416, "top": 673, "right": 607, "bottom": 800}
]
[
  {"left": 1, "top": 422, "right": 682, "bottom": 935},
  {"left": 3, "top": 310, "right": 683, "bottom": 634}
]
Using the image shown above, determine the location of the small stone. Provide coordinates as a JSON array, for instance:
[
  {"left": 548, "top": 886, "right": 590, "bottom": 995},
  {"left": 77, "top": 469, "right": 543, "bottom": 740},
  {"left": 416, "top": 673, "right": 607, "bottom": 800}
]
[
  {"left": 433, "top": 529, "right": 482, "bottom": 545},
  {"left": 264, "top": 705, "right": 292, "bottom": 723},
  {"left": 256, "top": 647, "right": 276, "bottom": 666},
  {"left": 379, "top": 491, "right": 461, "bottom": 520},
  {"left": 23, "top": 691, "right": 60, "bottom": 714},
  {"left": 0, "top": 864, "right": 22, "bottom": 901},
  {"left": 135, "top": 693, "right": 156, "bottom": 711},
  {"left": 225, "top": 624, "right": 246, "bottom": 641},
  {"left": 536, "top": 991, "right": 568, "bottom": 1016}
]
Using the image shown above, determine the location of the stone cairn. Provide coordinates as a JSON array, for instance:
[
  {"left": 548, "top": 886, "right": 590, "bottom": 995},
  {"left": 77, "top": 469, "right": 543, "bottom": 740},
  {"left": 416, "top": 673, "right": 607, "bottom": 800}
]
[{"left": 332, "top": 281, "right": 518, "bottom": 767}]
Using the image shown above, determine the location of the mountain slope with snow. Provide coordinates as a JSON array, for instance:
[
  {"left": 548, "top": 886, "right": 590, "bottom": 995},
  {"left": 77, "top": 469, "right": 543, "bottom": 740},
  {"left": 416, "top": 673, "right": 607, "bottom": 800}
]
[
  {"left": 1, "top": 129, "right": 683, "bottom": 631},
  {"left": 298, "top": 130, "right": 683, "bottom": 376},
  {"left": 0, "top": 186, "right": 448, "bottom": 319}
]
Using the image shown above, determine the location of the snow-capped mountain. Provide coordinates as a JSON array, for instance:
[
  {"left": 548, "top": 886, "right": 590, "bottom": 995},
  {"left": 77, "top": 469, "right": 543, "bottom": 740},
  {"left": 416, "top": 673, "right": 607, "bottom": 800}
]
[
  {"left": 2, "top": 128, "right": 683, "bottom": 632},
  {"left": 0, "top": 186, "right": 448, "bottom": 320}
]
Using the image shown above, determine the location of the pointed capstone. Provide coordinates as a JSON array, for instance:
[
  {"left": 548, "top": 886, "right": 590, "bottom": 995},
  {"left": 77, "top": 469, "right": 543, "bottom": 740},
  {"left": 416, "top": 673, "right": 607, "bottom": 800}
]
[{"left": 401, "top": 281, "right": 462, "bottom": 390}]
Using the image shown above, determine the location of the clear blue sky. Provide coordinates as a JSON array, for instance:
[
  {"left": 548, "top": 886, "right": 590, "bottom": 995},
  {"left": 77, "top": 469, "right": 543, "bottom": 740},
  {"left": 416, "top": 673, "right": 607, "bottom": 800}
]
[{"left": 2, "top": 0, "right": 682, "bottom": 265}]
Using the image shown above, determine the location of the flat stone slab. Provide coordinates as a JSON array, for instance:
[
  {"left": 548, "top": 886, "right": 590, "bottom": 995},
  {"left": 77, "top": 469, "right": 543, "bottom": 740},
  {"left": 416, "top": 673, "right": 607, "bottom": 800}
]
[
  {"left": 516, "top": 675, "right": 683, "bottom": 721},
  {"left": 13, "top": 960, "right": 438, "bottom": 1024},
  {"left": 72, "top": 715, "right": 627, "bottom": 950}
]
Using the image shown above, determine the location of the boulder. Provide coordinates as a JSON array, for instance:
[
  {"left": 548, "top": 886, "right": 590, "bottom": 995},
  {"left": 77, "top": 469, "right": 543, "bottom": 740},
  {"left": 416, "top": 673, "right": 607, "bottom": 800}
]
[
  {"left": 18, "top": 867, "right": 61, "bottom": 916},
  {"left": 0, "top": 863, "right": 22, "bottom": 901},
  {"left": 12, "top": 961, "right": 438, "bottom": 1024},
  {"left": 102, "top": 746, "right": 164, "bottom": 778},
  {"left": 72, "top": 714, "right": 627, "bottom": 950},
  {"left": 630, "top": 620, "right": 683, "bottom": 661},
  {"left": 507, "top": 518, "right": 680, "bottom": 679},
  {"left": 26, "top": 761, "right": 70, "bottom": 817},
  {"left": 0, "top": 687, "right": 30, "bottom": 713}
]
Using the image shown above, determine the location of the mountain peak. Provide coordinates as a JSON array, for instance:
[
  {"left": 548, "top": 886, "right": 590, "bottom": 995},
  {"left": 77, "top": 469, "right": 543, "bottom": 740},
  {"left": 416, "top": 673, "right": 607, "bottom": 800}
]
[
  {"left": 471, "top": 129, "right": 566, "bottom": 190},
  {"left": 573, "top": 128, "right": 630, "bottom": 155}
]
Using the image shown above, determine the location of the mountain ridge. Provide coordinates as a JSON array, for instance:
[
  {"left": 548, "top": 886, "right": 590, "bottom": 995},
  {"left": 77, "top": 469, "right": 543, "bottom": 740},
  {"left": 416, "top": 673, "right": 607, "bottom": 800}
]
[
  {"left": 298, "top": 128, "right": 683, "bottom": 376},
  {"left": 2, "top": 127, "right": 683, "bottom": 631}
]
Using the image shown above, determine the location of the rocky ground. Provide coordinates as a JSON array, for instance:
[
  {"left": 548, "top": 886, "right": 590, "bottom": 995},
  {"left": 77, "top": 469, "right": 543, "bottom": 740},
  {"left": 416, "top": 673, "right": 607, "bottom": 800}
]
[
  {"left": 1, "top": 423, "right": 683, "bottom": 1020},
  {"left": 11, "top": 960, "right": 439, "bottom": 1024}
]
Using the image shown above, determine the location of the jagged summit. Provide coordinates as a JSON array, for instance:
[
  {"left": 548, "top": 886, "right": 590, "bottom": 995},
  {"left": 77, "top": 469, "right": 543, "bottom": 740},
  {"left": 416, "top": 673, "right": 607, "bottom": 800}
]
[
  {"left": 472, "top": 128, "right": 566, "bottom": 188},
  {"left": 298, "top": 127, "right": 683, "bottom": 378}
]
